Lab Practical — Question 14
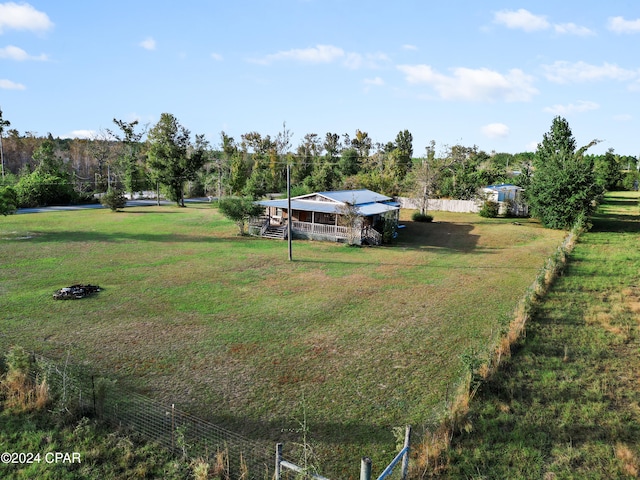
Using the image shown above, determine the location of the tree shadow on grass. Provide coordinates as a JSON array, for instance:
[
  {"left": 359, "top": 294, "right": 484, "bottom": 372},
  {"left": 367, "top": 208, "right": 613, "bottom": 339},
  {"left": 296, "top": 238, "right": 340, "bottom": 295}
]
[
  {"left": 26, "top": 230, "right": 227, "bottom": 244},
  {"left": 590, "top": 195, "right": 640, "bottom": 233},
  {"left": 395, "top": 220, "right": 481, "bottom": 253}
]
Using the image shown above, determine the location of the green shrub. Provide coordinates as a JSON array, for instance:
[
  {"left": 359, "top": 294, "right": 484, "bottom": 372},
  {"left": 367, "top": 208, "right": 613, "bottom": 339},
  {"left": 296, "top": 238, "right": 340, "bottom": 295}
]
[
  {"left": 100, "top": 189, "right": 127, "bottom": 211},
  {"left": 15, "top": 171, "right": 77, "bottom": 207},
  {"left": 218, "top": 196, "right": 264, "bottom": 235},
  {"left": 479, "top": 200, "right": 499, "bottom": 218},
  {"left": 0, "top": 185, "right": 17, "bottom": 215},
  {"left": 412, "top": 212, "right": 434, "bottom": 222},
  {"left": 621, "top": 171, "right": 639, "bottom": 191}
]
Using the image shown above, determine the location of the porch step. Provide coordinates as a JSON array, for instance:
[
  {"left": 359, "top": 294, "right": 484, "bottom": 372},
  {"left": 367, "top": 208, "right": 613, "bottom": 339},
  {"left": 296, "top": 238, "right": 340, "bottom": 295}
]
[{"left": 262, "top": 225, "right": 287, "bottom": 239}]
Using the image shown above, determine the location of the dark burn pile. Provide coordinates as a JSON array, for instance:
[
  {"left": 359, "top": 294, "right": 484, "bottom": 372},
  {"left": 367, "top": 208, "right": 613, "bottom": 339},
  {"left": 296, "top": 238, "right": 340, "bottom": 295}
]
[{"left": 53, "top": 284, "right": 101, "bottom": 300}]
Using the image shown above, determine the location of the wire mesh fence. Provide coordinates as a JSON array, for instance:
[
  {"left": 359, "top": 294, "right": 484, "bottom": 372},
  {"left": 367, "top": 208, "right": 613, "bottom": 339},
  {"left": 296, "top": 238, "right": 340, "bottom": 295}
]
[{"left": 30, "top": 353, "right": 275, "bottom": 479}]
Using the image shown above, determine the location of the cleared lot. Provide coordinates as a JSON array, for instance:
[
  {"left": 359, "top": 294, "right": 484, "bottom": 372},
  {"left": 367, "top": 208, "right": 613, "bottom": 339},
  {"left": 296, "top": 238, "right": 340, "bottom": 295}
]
[{"left": 0, "top": 205, "right": 565, "bottom": 477}]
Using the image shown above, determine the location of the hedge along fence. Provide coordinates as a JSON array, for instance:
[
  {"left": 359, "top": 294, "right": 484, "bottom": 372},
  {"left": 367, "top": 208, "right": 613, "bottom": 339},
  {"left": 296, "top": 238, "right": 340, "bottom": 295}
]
[{"left": 411, "top": 213, "right": 589, "bottom": 477}]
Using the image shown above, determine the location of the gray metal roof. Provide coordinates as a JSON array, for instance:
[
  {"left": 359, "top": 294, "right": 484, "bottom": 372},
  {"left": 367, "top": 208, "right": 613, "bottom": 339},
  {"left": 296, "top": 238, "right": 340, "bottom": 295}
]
[
  {"left": 256, "top": 190, "right": 399, "bottom": 217},
  {"left": 309, "top": 189, "right": 392, "bottom": 205},
  {"left": 257, "top": 199, "right": 342, "bottom": 214},
  {"left": 484, "top": 184, "right": 523, "bottom": 191}
]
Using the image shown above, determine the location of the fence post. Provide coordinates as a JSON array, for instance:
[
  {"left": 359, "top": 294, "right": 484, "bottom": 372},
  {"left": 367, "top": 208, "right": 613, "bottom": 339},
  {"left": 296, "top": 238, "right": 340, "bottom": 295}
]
[
  {"left": 91, "top": 375, "right": 96, "bottom": 417},
  {"left": 401, "top": 425, "right": 411, "bottom": 480},
  {"left": 275, "top": 443, "right": 283, "bottom": 480},
  {"left": 360, "top": 456, "right": 372, "bottom": 480},
  {"left": 171, "top": 404, "right": 175, "bottom": 452}
]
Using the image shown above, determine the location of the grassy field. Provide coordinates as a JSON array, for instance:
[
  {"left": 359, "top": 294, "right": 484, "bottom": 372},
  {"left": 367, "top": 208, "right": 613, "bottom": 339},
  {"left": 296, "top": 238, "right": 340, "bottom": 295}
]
[
  {"left": 0, "top": 204, "right": 565, "bottom": 478},
  {"left": 0, "top": 408, "right": 190, "bottom": 479},
  {"left": 443, "top": 191, "right": 640, "bottom": 479}
]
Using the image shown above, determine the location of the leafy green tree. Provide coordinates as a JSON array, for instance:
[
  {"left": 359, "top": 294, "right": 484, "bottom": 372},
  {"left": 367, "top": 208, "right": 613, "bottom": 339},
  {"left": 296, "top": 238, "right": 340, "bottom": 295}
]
[
  {"left": 351, "top": 129, "right": 372, "bottom": 160},
  {"left": 88, "top": 129, "right": 114, "bottom": 192},
  {"left": 15, "top": 170, "right": 76, "bottom": 207},
  {"left": 243, "top": 166, "right": 270, "bottom": 199},
  {"left": 390, "top": 129, "right": 413, "bottom": 178},
  {"left": 621, "top": 171, "right": 639, "bottom": 191},
  {"left": 146, "top": 113, "right": 207, "bottom": 206},
  {"left": 207, "top": 131, "right": 237, "bottom": 197},
  {"left": 337, "top": 147, "right": 360, "bottom": 177},
  {"left": 527, "top": 116, "right": 602, "bottom": 229},
  {"left": 439, "top": 145, "right": 494, "bottom": 199},
  {"left": 0, "top": 185, "right": 17, "bottom": 215},
  {"left": 304, "top": 161, "right": 340, "bottom": 192},
  {"left": 15, "top": 139, "right": 76, "bottom": 207},
  {"left": 31, "top": 139, "right": 66, "bottom": 175},
  {"left": 240, "top": 131, "right": 282, "bottom": 194},
  {"left": 409, "top": 140, "right": 442, "bottom": 214},
  {"left": 217, "top": 196, "right": 264, "bottom": 235},
  {"left": 592, "top": 149, "right": 623, "bottom": 190},
  {"left": 228, "top": 151, "right": 248, "bottom": 195},
  {"left": 293, "top": 133, "right": 319, "bottom": 184},
  {"left": 108, "top": 119, "right": 146, "bottom": 197}
]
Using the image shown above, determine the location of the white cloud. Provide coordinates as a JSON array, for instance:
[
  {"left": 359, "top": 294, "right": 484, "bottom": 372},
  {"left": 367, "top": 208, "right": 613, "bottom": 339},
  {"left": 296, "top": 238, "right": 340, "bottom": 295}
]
[
  {"left": 0, "top": 78, "right": 25, "bottom": 89},
  {"left": 402, "top": 44, "right": 418, "bottom": 51},
  {"left": 255, "top": 44, "right": 344, "bottom": 65},
  {"left": 252, "top": 44, "right": 388, "bottom": 69},
  {"left": 525, "top": 140, "right": 539, "bottom": 152},
  {"left": 211, "top": 52, "right": 223, "bottom": 61},
  {"left": 613, "top": 113, "right": 632, "bottom": 122},
  {"left": 0, "top": 44, "right": 47, "bottom": 61},
  {"left": 554, "top": 23, "right": 594, "bottom": 36},
  {"left": 543, "top": 100, "right": 599, "bottom": 115},
  {"left": 397, "top": 64, "right": 538, "bottom": 102},
  {"left": 63, "top": 129, "right": 96, "bottom": 139},
  {"left": 481, "top": 123, "right": 510, "bottom": 139},
  {"left": 542, "top": 61, "right": 638, "bottom": 84},
  {"left": 364, "top": 77, "right": 384, "bottom": 86},
  {"left": 494, "top": 9, "right": 549, "bottom": 32},
  {"left": 139, "top": 37, "right": 156, "bottom": 51},
  {"left": 343, "top": 51, "right": 389, "bottom": 70},
  {"left": 607, "top": 16, "right": 640, "bottom": 34},
  {"left": 494, "top": 9, "right": 591, "bottom": 36},
  {"left": 0, "top": 2, "right": 53, "bottom": 34}
]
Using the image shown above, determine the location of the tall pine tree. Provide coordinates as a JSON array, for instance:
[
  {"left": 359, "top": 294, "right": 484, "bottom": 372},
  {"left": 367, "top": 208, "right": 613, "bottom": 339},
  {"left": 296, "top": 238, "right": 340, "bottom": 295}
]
[{"left": 527, "top": 116, "right": 602, "bottom": 229}]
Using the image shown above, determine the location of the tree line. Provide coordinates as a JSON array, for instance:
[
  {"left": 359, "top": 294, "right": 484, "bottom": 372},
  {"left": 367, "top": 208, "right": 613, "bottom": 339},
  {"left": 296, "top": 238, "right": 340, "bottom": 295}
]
[{"left": 0, "top": 108, "right": 638, "bottom": 228}]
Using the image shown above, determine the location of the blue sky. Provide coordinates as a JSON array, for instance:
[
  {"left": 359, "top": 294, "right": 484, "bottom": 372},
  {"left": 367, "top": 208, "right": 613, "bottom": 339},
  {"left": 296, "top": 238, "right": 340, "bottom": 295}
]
[{"left": 2, "top": 1, "right": 640, "bottom": 157}]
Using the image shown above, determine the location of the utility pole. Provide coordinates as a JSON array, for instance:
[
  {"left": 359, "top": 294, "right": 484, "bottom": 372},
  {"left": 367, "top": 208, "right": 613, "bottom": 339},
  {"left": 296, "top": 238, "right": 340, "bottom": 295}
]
[
  {"left": 0, "top": 107, "right": 10, "bottom": 180},
  {"left": 287, "top": 162, "right": 292, "bottom": 261},
  {"left": 0, "top": 132, "right": 4, "bottom": 180}
]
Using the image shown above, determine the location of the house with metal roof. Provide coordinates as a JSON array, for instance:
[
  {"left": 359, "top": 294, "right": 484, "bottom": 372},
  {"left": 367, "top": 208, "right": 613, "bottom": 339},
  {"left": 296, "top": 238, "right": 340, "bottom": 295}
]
[
  {"left": 251, "top": 189, "right": 400, "bottom": 245},
  {"left": 481, "top": 183, "right": 528, "bottom": 216}
]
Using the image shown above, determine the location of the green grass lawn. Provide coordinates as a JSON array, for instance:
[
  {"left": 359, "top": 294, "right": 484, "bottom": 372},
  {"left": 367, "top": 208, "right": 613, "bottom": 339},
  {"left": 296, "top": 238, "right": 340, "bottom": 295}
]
[
  {"left": 444, "top": 191, "right": 640, "bottom": 479},
  {"left": 1, "top": 204, "right": 565, "bottom": 478}
]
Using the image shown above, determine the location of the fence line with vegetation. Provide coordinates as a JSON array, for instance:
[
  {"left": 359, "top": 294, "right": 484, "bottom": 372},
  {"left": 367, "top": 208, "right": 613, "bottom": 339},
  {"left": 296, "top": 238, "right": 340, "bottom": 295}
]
[{"left": 29, "top": 353, "right": 274, "bottom": 479}]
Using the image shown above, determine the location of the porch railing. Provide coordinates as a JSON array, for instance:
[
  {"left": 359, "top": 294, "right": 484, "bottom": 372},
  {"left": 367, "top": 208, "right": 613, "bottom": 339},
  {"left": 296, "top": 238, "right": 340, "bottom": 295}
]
[
  {"left": 291, "top": 221, "right": 349, "bottom": 239},
  {"left": 362, "top": 227, "right": 382, "bottom": 245}
]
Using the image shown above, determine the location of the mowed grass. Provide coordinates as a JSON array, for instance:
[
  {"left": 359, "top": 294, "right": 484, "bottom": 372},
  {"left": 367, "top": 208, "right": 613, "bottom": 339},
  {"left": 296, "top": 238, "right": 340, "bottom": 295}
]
[
  {"left": 0, "top": 204, "right": 565, "bottom": 478},
  {"left": 444, "top": 191, "right": 640, "bottom": 479}
]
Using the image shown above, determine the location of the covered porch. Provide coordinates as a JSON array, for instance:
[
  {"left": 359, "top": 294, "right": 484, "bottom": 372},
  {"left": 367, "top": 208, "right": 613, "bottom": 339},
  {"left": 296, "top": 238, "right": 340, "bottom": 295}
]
[
  {"left": 252, "top": 204, "right": 387, "bottom": 245},
  {"left": 252, "top": 190, "right": 400, "bottom": 245}
]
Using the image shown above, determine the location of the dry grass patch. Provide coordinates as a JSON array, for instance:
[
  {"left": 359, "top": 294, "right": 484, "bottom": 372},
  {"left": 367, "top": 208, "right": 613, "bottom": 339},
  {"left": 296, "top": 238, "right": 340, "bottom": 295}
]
[{"left": 616, "top": 443, "right": 639, "bottom": 477}]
